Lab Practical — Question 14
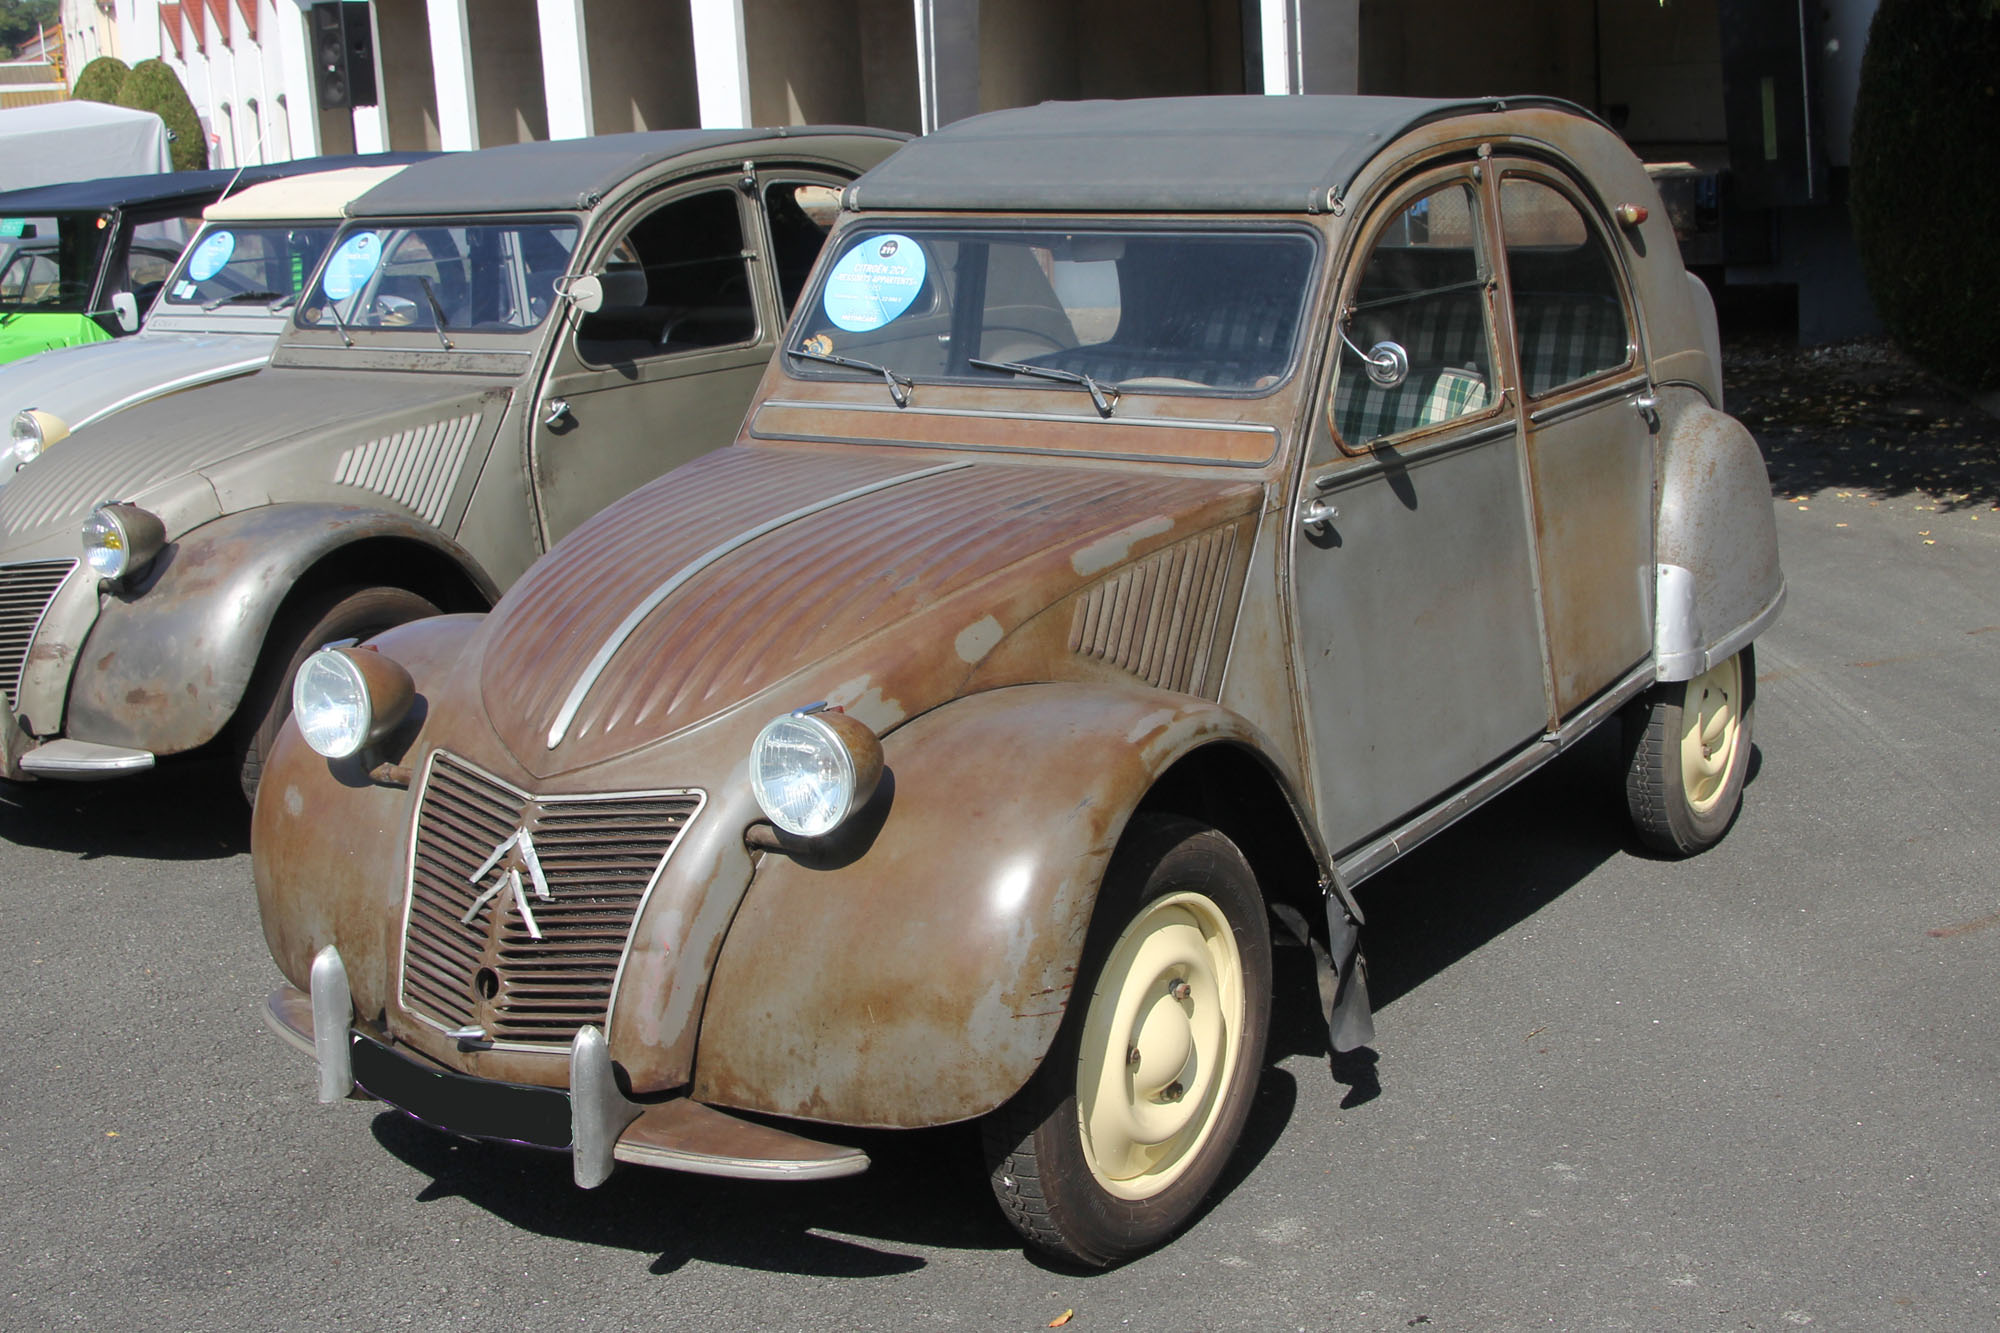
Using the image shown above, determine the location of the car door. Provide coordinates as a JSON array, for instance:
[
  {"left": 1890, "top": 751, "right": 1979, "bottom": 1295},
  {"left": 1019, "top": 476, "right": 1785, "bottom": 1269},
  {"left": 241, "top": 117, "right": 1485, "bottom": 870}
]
[
  {"left": 527, "top": 172, "right": 848, "bottom": 546},
  {"left": 1491, "top": 166, "right": 1656, "bottom": 716},
  {"left": 1291, "top": 166, "right": 1552, "bottom": 855}
]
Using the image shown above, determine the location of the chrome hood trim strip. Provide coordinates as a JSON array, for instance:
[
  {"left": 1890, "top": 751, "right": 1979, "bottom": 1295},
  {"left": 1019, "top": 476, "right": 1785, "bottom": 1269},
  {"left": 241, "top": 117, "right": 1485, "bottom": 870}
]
[{"left": 545, "top": 460, "right": 972, "bottom": 748}]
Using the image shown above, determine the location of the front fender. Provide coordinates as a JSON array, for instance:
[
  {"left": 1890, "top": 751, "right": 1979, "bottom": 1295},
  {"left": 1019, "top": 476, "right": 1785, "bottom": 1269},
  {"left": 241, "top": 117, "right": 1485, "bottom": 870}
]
[
  {"left": 690, "top": 681, "right": 1289, "bottom": 1129},
  {"left": 253, "top": 612, "right": 485, "bottom": 1016},
  {"left": 1653, "top": 397, "right": 1785, "bottom": 681},
  {"left": 67, "top": 503, "right": 498, "bottom": 754}
]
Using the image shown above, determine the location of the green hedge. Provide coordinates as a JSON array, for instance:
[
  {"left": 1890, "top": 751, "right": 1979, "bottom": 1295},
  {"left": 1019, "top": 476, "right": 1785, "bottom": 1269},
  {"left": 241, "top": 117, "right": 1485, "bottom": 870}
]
[
  {"left": 71, "top": 55, "right": 129, "bottom": 104},
  {"left": 112, "top": 57, "right": 207, "bottom": 172},
  {"left": 1850, "top": 0, "right": 2000, "bottom": 389}
]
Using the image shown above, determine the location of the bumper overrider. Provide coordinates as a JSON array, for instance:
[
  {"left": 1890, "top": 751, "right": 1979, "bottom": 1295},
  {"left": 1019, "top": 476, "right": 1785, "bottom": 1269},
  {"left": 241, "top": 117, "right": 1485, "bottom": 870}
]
[{"left": 264, "top": 946, "right": 869, "bottom": 1187}]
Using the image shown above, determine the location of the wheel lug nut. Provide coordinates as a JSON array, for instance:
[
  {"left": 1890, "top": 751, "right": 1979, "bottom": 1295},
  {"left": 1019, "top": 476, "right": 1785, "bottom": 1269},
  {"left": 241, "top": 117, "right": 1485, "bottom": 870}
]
[
  {"left": 1126, "top": 1045, "right": 1142, "bottom": 1066},
  {"left": 1167, "top": 979, "right": 1191, "bottom": 1002},
  {"left": 1162, "top": 1081, "right": 1185, "bottom": 1103}
]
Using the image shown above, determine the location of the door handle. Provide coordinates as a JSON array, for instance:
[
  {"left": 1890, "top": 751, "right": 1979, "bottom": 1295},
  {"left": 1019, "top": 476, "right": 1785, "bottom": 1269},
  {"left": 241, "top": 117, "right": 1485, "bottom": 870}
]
[
  {"left": 1630, "top": 390, "right": 1659, "bottom": 430},
  {"left": 1299, "top": 497, "right": 1339, "bottom": 537},
  {"left": 544, "top": 398, "right": 572, "bottom": 427}
]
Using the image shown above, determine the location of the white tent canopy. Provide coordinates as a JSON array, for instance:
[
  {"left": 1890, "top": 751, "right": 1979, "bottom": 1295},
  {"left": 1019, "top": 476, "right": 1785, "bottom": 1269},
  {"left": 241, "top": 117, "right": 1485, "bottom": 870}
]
[{"left": 0, "top": 102, "right": 172, "bottom": 191}]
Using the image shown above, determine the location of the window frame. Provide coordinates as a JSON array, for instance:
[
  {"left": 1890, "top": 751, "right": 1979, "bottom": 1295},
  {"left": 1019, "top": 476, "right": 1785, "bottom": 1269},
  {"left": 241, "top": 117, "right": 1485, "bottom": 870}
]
[
  {"left": 1325, "top": 164, "right": 1508, "bottom": 457},
  {"left": 1489, "top": 164, "right": 1642, "bottom": 405}
]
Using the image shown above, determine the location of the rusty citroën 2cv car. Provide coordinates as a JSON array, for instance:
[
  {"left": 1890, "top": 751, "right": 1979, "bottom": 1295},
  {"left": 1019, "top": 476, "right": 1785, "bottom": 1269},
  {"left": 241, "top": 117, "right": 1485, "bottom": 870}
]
[{"left": 253, "top": 95, "right": 1783, "bottom": 1265}]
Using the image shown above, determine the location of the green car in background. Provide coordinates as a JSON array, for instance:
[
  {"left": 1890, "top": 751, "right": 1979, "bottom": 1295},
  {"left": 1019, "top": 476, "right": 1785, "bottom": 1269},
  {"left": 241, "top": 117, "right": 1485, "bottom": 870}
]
[{"left": 0, "top": 158, "right": 427, "bottom": 366}]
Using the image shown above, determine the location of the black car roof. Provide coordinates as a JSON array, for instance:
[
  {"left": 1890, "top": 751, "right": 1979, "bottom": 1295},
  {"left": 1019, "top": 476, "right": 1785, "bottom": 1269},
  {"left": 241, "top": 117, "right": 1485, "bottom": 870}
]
[
  {"left": 0, "top": 153, "right": 436, "bottom": 216},
  {"left": 847, "top": 94, "right": 1596, "bottom": 214},
  {"left": 349, "top": 126, "right": 909, "bottom": 219}
]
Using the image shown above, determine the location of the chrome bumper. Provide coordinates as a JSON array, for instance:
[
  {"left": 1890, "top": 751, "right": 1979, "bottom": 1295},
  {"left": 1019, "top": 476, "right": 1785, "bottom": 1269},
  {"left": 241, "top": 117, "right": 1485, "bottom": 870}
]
[
  {"left": 18, "top": 738, "right": 156, "bottom": 779},
  {"left": 266, "top": 945, "right": 870, "bottom": 1188}
]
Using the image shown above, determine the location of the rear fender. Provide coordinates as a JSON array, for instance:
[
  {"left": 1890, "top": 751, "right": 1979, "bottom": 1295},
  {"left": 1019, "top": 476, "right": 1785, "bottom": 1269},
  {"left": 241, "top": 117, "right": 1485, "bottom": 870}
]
[
  {"left": 67, "top": 503, "right": 496, "bottom": 754},
  {"left": 1653, "top": 397, "right": 1785, "bottom": 681},
  {"left": 689, "top": 681, "right": 1302, "bottom": 1128}
]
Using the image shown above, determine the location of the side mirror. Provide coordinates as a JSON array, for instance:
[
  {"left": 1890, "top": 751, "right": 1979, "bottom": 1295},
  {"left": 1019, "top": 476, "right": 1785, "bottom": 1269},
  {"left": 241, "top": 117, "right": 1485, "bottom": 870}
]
[
  {"left": 564, "top": 274, "right": 606, "bottom": 315},
  {"left": 111, "top": 291, "right": 140, "bottom": 333},
  {"left": 1338, "top": 321, "right": 1409, "bottom": 388}
]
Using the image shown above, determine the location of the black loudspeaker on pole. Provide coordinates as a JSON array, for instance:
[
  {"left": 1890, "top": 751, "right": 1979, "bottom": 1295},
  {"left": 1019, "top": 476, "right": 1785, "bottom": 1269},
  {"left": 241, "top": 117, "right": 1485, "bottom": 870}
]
[{"left": 311, "top": 2, "right": 378, "bottom": 111}]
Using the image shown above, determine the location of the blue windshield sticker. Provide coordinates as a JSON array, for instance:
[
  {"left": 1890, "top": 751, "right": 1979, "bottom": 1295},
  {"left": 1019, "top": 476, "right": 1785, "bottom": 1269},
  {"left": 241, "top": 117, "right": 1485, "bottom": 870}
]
[
  {"left": 186, "top": 230, "right": 235, "bottom": 282},
  {"left": 321, "top": 232, "right": 382, "bottom": 301},
  {"left": 822, "top": 234, "right": 925, "bottom": 332},
  {"left": 0, "top": 219, "right": 23, "bottom": 238}
]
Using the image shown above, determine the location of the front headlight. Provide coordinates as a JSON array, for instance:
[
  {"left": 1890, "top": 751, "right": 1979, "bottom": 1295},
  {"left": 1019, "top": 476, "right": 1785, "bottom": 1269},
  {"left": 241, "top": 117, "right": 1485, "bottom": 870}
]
[
  {"left": 80, "top": 503, "right": 166, "bottom": 582},
  {"left": 11, "top": 408, "right": 69, "bottom": 465},
  {"left": 749, "top": 707, "right": 885, "bottom": 838},
  {"left": 292, "top": 646, "right": 415, "bottom": 759}
]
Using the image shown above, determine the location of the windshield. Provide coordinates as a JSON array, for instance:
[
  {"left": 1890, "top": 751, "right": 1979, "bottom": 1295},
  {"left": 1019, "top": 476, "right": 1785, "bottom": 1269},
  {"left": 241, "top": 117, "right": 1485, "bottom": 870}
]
[
  {"left": 0, "top": 214, "right": 112, "bottom": 314},
  {"left": 297, "top": 221, "right": 579, "bottom": 335},
  {"left": 787, "top": 225, "right": 1318, "bottom": 395},
  {"left": 160, "top": 222, "right": 341, "bottom": 311}
]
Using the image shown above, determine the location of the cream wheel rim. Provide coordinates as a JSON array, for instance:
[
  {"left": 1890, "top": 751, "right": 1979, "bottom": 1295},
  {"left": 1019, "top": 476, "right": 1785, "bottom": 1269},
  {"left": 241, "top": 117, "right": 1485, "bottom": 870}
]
[
  {"left": 1075, "top": 890, "right": 1245, "bottom": 1200},
  {"left": 1679, "top": 653, "right": 1743, "bottom": 815}
]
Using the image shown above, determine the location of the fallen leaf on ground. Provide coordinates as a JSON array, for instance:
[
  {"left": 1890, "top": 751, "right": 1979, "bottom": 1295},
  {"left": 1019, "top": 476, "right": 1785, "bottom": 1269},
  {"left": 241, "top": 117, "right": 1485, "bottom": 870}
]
[{"left": 1049, "top": 1309, "right": 1075, "bottom": 1327}]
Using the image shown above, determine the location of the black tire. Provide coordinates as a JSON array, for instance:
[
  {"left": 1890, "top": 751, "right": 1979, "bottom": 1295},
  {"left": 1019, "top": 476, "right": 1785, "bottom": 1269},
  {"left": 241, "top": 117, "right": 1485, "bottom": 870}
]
[
  {"left": 1624, "top": 644, "right": 1756, "bottom": 856},
  {"left": 982, "top": 815, "right": 1272, "bottom": 1267},
  {"left": 233, "top": 585, "right": 439, "bottom": 805}
]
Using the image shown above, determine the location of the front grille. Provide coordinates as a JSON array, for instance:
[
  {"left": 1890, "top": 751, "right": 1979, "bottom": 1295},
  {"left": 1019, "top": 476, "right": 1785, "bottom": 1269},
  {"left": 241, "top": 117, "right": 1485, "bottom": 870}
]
[
  {"left": 0, "top": 559, "right": 75, "bottom": 711},
  {"left": 400, "top": 751, "right": 703, "bottom": 1048}
]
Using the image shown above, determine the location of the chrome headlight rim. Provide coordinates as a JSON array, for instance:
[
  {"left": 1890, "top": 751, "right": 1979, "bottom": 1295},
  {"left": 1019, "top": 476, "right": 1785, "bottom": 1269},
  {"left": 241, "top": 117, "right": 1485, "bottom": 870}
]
[
  {"left": 748, "top": 706, "right": 884, "bottom": 839},
  {"left": 292, "top": 645, "right": 416, "bottom": 760},
  {"left": 11, "top": 408, "right": 68, "bottom": 465},
  {"left": 80, "top": 502, "right": 166, "bottom": 583}
]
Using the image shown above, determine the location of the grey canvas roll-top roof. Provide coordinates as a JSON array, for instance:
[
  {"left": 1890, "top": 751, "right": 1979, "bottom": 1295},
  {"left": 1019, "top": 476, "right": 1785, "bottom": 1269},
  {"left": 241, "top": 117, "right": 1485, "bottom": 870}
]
[
  {"left": 0, "top": 153, "right": 434, "bottom": 215},
  {"left": 848, "top": 94, "right": 1596, "bottom": 214},
  {"left": 350, "top": 126, "right": 908, "bottom": 219}
]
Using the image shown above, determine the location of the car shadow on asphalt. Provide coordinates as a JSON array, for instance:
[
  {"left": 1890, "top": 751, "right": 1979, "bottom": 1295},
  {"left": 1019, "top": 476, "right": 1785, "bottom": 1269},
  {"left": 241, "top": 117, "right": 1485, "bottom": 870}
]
[
  {"left": 364, "top": 723, "right": 1757, "bottom": 1278},
  {"left": 0, "top": 756, "right": 247, "bottom": 859}
]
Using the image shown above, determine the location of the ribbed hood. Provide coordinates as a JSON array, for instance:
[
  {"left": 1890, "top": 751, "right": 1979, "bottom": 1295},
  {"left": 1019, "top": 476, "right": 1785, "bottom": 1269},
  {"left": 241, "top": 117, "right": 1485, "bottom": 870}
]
[
  {"left": 0, "top": 330, "right": 273, "bottom": 444},
  {"left": 0, "top": 365, "right": 510, "bottom": 551},
  {"left": 472, "top": 444, "right": 1262, "bottom": 778}
]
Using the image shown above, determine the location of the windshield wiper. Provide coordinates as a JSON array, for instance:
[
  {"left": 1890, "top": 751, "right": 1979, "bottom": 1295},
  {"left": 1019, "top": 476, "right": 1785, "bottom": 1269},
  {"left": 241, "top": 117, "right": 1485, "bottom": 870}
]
[
  {"left": 969, "top": 356, "right": 1118, "bottom": 418},
  {"left": 320, "top": 292, "right": 354, "bottom": 348},
  {"left": 203, "top": 289, "right": 285, "bottom": 311},
  {"left": 266, "top": 291, "right": 302, "bottom": 313},
  {"left": 416, "top": 276, "right": 456, "bottom": 351},
  {"left": 789, "top": 346, "right": 913, "bottom": 408}
]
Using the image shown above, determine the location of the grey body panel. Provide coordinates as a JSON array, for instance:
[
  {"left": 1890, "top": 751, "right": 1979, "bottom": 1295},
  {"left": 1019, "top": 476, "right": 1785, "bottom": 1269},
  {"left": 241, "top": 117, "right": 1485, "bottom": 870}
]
[
  {"left": 848, "top": 95, "right": 1598, "bottom": 214},
  {"left": 1296, "top": 428, "right": 1551, "bottom": 853},
  {"left": 66, "top": 503, "right": 498, "bottom": 755}
]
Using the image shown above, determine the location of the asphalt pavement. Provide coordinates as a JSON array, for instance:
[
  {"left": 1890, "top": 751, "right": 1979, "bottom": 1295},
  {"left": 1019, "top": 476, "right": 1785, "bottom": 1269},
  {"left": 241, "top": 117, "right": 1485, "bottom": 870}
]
[{"left": 3, "top": 388, "right": 1996, "bottom": 1331}]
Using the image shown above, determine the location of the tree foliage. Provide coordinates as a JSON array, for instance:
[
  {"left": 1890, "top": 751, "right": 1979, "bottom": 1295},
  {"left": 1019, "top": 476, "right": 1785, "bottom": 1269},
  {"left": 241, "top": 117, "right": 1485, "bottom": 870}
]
[
  {"left": 113, "top": 58, "right": 207, "bottom": 172},
  {"left": 0, "top": 0, "right": 57, "bottom": 58},
  {"left": 1850, "top": 0, "right": 2000, "bottom": 389},
  {"left": 71, "top": 55, "right": 131, "bottom": 105}
]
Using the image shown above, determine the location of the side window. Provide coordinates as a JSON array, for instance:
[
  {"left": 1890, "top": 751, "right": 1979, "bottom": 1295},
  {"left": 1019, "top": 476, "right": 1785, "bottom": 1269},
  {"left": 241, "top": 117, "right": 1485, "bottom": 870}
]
[
  {"left": 576, "top": 189, "right": 755, "bottom": 366},
  {"left": 1331, "top": 181, "right": 1495, "bottom": 450},
  {"left": 124, "top": 215, "right": 203, "bottom": 306},
  {"left": 1499, "top": 178, "right": 1632, "bottom": 398},
  {"left": 764, "top": 181, "right": 842, "bottom": 315}
]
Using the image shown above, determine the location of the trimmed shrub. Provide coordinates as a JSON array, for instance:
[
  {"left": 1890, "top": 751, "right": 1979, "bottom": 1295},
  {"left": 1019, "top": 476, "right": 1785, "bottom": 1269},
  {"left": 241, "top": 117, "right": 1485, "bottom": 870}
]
[
  {"left": 71, "top": 55, "right": 130, "bottom": 104},
  {"left": 1850, "top": 0, "right": 2000, "bottom": 389},
  {"left": 113, "top": 57, "right": 207, "bottom": 172}
]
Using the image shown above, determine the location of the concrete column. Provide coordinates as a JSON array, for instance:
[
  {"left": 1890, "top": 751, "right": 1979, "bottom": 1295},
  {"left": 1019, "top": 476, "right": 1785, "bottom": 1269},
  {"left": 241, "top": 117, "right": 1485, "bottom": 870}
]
[
  {"left": 350, "top": 1, "right": 391, "bottom": 153},
  {"left": 690, "top": 0, "right": 751, "bottom": 128},
  {"left": 913, "top": 0, "right": 977, "bottom": 133},
  {"left": 425, "top": 0, "right": 479, "bottom": 148},
  {"left": 1257, "top": 0, "right": 1357, "bottom": 95},
  {"left": 537, "top": 0, "right": 594, "bottom": 139}
]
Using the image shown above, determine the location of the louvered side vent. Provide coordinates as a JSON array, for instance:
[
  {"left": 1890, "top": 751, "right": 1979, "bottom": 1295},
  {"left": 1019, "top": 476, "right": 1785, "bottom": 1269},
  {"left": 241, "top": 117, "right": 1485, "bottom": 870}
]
[
  {"left": 332, "top": 413, "right": 482, "bottom": 526},
  {"left": 0, "top": 560, "right": 75, "bottom": 710},
  {"left": 1070, "top": 527, "right": 1237, "bottom": 694},
  {"left": 400, "top": 751, "right": 703, "bottom": 1048}
]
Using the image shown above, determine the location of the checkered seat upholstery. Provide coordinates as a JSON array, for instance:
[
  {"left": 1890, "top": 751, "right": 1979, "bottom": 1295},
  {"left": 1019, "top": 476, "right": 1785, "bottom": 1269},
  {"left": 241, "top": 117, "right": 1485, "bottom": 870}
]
[
  {"left": 1513, "top": 293, "right": 1629, "bottom": 397},
  {"left": 1332, "top": 293, "right": 1490, "bottom": 444}
]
